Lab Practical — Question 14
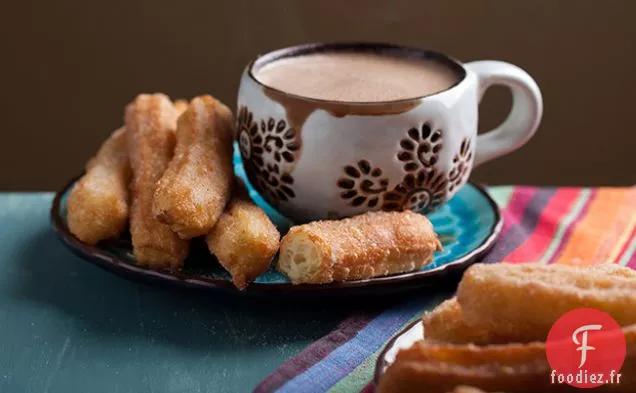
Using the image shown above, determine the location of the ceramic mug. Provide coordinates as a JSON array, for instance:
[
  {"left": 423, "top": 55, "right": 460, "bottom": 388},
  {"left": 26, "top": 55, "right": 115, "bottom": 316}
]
[{"left": 236, "top": 42, "right": 542, "bottom": 223}]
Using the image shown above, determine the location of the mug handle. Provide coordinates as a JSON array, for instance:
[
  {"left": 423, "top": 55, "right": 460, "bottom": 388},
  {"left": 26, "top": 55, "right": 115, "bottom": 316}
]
[{"left": 465, "top": 61, "right": 543, "bottom": 167}]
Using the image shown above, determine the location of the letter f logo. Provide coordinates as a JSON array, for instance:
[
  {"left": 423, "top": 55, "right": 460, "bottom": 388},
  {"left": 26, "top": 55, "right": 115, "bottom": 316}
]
[{"left": 573, "top": 325, "right": 602, "bottom": 368}]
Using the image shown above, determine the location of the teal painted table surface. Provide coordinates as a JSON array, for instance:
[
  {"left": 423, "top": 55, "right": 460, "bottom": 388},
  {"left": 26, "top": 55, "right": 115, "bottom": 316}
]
[{"left": 0, "top": 193, "right": 424, "bottom": 393}]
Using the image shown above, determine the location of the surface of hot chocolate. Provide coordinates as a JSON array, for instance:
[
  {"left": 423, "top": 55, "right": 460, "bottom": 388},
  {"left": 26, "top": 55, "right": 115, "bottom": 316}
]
[{"left": 254, "top": 51, "right": 460, "bottom": 102}]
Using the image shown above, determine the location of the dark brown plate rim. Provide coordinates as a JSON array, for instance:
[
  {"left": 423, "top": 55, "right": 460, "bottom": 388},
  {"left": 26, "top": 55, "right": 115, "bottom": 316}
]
[
  {"left": 373, "top": 319, "right": 424, "bottom": 385},
  {"left": 50, "top": 174, "right": 503, "bottom": 295}
]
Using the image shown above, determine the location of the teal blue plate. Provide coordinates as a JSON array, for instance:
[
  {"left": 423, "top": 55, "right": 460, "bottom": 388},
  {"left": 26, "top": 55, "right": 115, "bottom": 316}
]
[{"left": 50, "top": 148, "right": 502, "bottom": 295}]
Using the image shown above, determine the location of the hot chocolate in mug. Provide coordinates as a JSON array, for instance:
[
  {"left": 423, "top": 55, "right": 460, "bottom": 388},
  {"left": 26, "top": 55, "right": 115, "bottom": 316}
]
[{"left": 236, "top": 42, "right": 543, "bottom": 222}]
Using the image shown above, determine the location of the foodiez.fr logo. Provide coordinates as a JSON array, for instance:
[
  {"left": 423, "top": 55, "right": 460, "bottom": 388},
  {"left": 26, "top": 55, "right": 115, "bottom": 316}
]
[{"left": 547, "top": 308, "right": 626, "bottom": 388}]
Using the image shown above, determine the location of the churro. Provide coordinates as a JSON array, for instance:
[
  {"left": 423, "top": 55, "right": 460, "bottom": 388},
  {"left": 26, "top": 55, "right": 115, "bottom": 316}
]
[
  {"left": 67, "top": 127, "right": 131, "bottom": 245},
  {"left": 206, "top": 179, "right": 280, "bottom": 289},
  {"left": 377, "top": 339, "right": 553, "bottom": 393},
  {"left": 126, "top": 93, "right": 189, "bottom": 269},
  {"left": 153, "top": 95, "right": 234, "bottom": 239},
  {"left": 457, "top": 263, "right": 636, "bottom": 342},
  {"left": 422, "top": 298, "right": 506, "bottom": 345},
  {"left": 277, "top": 210, "right": 441, "bottom": 284}
]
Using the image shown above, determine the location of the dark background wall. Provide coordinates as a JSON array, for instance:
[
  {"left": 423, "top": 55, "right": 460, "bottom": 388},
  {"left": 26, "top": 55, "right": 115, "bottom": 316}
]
[{"left": 1, "top": 0, "right": 635, "bottom": 190}]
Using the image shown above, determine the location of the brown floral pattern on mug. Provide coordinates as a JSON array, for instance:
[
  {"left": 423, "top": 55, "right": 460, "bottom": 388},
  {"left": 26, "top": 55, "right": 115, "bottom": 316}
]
[
  {"left": 258, "top": 163, "right": 296, "bottom": 203},
  {"left": 259, "top": 117, "right": 300, "bottom": 164},
  {"left": 448, "top": 137, "right": 473, "bottom": 193},
  {"left": 382, "top": 169, "right": 448, "bottom": 213},
  {"left": 337, "top": 160, "right": 389, "bottom": 208},
  {"left": 397, "top": 123, "right": 443, "bottom": 172},
  {"left": 237, "top": 106, "right": 297, "bottom": 205},
  {"left": 237, "top": 106, "right": 262, "bottom": 162}
]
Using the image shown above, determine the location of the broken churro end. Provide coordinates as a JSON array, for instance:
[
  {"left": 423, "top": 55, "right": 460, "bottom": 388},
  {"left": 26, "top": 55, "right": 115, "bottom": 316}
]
[{"left": 278, "top": 232, "right": 324, "bottom": 284}]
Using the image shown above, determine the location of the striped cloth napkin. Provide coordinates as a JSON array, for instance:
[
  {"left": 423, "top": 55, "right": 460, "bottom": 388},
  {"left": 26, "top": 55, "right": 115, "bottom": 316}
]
[{"left": 254, "top": 186, "right": 636, "bottom": 393}]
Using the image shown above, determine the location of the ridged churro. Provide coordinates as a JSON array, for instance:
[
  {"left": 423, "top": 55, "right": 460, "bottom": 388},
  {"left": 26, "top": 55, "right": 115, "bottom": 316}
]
[
  {"left": 153, "top": 95, "right": 234, "bottom": 239},
  {"left": 126, "top": 93, "right": 189, "bottom": 269},
  {"left": 67, "top": 127, "right": 131, "bottom": 245},
  {"left": 206, "top": 179, "right": 280, "bottom": 289},
  {"left": 457, "top": 263, "right": 636, "bottom": 342},
  {"left": 277, "top": 210, "right": 441, "bottom": 284}
]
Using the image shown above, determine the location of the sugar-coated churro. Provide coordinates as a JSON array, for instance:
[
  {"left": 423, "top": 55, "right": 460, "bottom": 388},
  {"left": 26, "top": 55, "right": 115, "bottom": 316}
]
[
  {"left": 67, "top": 127, "right": 131, "bottom": 245},
  {"left": 153, "top": 95, "right": 234, "bottom": 239},
  {"left": 457, "top": 263, "right": 636, "bottom": 342},
  {"left": 277, "top": 210, "right": 441, "bottom": 284},
  {"left": 206, "top": 178, "right": 280, "bottom": 289},
  {"left": 422, "top": 298, "right": 508, "bottom": 345},
  {"left": 126, "top": 93, "right": 189, "bottom": 269}
]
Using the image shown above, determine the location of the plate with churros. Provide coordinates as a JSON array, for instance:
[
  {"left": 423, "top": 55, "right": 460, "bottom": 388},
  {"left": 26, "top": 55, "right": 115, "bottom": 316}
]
[
  {"left": 374, "top": 263, "right": 636, "bottom": 392},
  {"left": 51, "top": 93, "right": 503, "bottom": 295}
]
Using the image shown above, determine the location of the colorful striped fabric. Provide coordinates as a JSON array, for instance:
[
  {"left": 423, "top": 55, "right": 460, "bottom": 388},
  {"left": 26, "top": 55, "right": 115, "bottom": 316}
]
[{"left": 254, "top": 186, "right": 636, "bottom": 393}]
